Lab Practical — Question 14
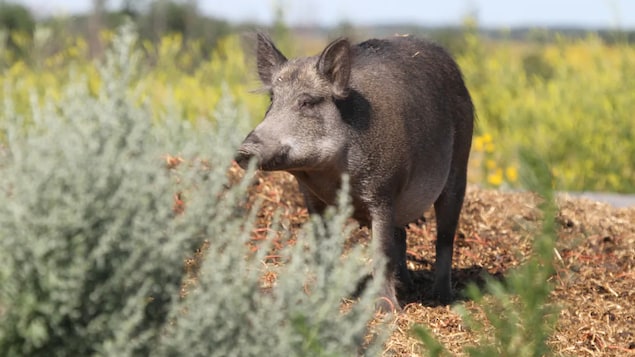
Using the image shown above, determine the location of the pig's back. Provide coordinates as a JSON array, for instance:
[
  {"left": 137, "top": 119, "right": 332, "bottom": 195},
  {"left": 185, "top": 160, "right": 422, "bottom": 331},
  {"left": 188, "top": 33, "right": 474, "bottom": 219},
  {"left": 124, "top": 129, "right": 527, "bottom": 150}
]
[{"left": 351, "top": 36, "right": 469, "bottom": 113}]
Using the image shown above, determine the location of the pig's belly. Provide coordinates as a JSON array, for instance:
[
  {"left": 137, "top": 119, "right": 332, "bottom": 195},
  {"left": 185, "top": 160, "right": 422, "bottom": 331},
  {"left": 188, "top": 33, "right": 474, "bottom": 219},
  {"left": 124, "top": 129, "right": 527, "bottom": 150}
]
[{"left": 393, "top": 168, "right": 449, "bottom": 226}]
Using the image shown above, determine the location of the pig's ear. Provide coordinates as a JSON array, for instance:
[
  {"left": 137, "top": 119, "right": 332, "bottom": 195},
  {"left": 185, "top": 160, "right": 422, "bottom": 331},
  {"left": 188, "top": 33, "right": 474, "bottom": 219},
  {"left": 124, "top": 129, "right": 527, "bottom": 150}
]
[
  {"left": 256, "top": 32, "right": 287, "bottom": 86},
  {"left": 317, "top": 38, "right": 351, "bottom": 99}
]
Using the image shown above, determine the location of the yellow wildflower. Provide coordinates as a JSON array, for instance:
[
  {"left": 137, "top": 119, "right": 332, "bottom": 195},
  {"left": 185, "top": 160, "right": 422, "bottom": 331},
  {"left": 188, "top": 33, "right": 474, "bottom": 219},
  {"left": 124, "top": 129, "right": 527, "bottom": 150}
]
[
  {"left": 505, "top": 166, "right": 518, "bottom": 183},
  {"left": 487, "top": 168, "right": 504, "bottom": 187}
]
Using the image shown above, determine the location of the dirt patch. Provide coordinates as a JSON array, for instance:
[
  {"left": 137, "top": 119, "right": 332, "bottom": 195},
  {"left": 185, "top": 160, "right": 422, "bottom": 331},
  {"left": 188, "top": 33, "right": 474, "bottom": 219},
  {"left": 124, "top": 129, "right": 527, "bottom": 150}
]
[{"left": 198, "top": 167, "right": 635, "bottom": 356}]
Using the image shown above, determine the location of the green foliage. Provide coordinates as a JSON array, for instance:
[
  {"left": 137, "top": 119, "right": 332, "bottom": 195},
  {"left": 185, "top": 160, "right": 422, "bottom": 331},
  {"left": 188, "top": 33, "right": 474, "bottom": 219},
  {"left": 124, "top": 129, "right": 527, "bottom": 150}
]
[
  {"left": 0, "top": 25, "right": 386, "bottom": 357},
  {"left": 138, "top": 0, "right": 232, "bottom": 52},
  {"left": 459, "top": 30, "right": 635, "bottom": 192},
  {"left": 270, "top": 0, "right": 294, "bottom": 55},
  {"left": 0, "top": 2, "right": 35, "bottom": 60},
  {"left": 0, "top": 27, "right": 268, "bottom": 131},
  {"left": 0, "top": 3, "right": 35, "bottom": 34},
  {"left": 412, "top": 325, "right": 446, "bottom": 357},
  {"left": 417, "top": 149, "right": 559, "bottom": 357}
]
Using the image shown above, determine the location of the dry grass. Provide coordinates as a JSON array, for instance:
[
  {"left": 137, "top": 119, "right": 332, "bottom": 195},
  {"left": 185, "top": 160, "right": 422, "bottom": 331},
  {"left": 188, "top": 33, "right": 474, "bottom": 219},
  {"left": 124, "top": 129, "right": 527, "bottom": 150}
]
[{"left": 186, "top": 165, "right": 635, "bottom": 356}]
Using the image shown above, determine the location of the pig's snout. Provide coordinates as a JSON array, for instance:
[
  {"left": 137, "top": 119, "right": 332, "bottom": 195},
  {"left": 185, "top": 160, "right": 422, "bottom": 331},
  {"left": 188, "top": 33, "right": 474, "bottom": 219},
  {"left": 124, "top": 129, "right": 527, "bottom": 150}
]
[
  {"left": 235, "top": 132, "right": 261, "bottom": 169},
  {"left": 235, "top": 134, "right": 294, "bottom": 171}
]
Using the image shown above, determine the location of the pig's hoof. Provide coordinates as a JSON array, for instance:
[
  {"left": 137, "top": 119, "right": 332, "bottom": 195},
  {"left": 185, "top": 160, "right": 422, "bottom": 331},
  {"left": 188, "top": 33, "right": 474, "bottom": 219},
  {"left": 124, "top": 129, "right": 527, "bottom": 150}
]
[
  {"left": 431, "top": 285, "right": 455, "bottom": 305},
  {"left": 376, "top": 284, "right": 402, "bottom": 313},
  {"left": 375, "top": 295, "right": 401, "bottom": 314}
]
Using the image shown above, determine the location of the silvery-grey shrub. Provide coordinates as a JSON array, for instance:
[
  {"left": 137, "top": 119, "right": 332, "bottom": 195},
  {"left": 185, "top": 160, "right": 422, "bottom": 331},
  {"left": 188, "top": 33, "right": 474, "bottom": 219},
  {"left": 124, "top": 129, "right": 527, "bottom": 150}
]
[
  {"left": 158, "top": 175, "right": 387, "bottom": 357},
  {"left": 0, "top": 24, "right": 219, "bottom": 356},
  {"left": 0, "top": 25, "right": 387, "bottom": 357}
]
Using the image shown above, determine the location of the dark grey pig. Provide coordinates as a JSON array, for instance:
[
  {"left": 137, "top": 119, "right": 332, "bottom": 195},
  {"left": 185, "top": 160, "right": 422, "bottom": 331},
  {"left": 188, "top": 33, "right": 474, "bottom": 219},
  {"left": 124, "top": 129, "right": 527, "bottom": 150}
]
[{"left": 236, "top": 33, "right": 474, "bottom": 310}]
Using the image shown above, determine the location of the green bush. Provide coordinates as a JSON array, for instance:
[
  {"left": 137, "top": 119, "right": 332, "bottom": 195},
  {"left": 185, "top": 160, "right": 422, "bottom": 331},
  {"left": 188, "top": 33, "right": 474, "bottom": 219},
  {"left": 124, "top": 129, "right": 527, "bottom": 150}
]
[
  {"left": 0, "top": 2, "right": 35, "bottom": 60},
  {"left": 0, "top": 25, "right": 386, "bottom": 356}
]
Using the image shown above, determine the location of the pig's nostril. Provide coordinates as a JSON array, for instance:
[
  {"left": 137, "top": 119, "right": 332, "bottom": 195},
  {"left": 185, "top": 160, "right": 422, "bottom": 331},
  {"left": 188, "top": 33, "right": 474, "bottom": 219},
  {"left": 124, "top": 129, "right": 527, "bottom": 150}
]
[{"left": 234, "top": 149, "right": 253, "bottom": 169}]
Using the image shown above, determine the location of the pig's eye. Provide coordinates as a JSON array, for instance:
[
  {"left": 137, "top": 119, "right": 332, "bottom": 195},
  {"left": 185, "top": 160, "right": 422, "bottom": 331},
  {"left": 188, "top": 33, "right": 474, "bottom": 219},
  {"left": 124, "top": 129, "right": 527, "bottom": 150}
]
[{"left": 298, "top": 95, "right": 322, "bottom": 110}]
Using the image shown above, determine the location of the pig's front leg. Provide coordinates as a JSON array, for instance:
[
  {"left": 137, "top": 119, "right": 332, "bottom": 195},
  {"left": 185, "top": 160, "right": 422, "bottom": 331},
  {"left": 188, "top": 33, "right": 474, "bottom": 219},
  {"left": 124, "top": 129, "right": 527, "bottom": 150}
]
[
  {"left": 297, "top": 181, "right": 328, "bottom": 216},
  {"left": 370, "top": 205, "right": 403, "bottom": 312},
  {"left": 393, "top": 226, "right": 413, "bottom": 291}
]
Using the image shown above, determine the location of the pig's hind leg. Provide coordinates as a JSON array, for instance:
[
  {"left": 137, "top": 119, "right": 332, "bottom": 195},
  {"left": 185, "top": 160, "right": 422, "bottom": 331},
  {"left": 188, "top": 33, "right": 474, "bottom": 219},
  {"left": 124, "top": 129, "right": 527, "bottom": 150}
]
[
  {"left": 432, "top": 138, "right": 471, "bottom": 303},
  {"left": 431, "top": 178, "right": 465, "bottom": 304}
]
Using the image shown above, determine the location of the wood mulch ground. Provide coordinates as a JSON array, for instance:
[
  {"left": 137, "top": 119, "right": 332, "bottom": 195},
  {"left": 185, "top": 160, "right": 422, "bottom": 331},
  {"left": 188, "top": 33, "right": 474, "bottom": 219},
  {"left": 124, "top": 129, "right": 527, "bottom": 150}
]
[{"left": 190, "top": 165, "right": 635, "bottom": 356}]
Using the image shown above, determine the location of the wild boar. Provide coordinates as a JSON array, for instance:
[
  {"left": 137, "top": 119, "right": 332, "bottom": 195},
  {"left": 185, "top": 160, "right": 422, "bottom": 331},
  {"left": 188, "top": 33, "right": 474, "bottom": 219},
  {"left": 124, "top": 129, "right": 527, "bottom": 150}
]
[{"left": 236, "top": 33, "right": 474, "bottom": 310}]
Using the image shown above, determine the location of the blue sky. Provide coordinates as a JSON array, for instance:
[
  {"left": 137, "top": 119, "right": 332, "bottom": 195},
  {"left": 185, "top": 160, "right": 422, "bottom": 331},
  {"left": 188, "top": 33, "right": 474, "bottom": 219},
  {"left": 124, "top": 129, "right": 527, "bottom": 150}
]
[{"left": 15, "top": 0, "right": 635, "bottom": 29}]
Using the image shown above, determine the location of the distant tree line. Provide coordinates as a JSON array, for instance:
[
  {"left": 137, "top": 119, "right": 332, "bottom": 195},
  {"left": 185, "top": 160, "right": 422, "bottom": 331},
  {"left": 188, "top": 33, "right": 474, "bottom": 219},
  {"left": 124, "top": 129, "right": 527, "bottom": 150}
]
[
  {"left": 1, "top": 0, "right": 634, "bottom": 61},
  {"left": 0, "top": 0, "right": 239, "bottom": 59}
]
